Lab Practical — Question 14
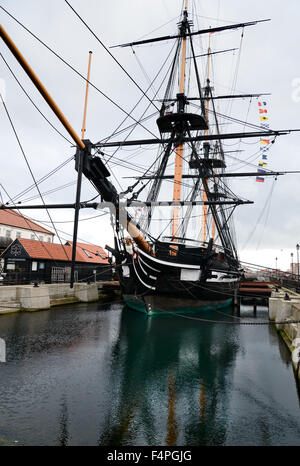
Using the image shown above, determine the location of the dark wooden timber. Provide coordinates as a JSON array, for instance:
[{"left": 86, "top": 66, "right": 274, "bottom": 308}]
[
  {"left": 111, "top": 19, "right": 270, "bottom": 48},
  {"left": 155, "top": 93, "right": 271, "bottom": 102},
  {"left": 95, "top": 130, "right": 292, "bottom": 148},
  {"left": 126, "top": 172, "right": 292, "bottom": 181},
  {"left": 239, "top": 281, "right": 274, "bottom": 298}
]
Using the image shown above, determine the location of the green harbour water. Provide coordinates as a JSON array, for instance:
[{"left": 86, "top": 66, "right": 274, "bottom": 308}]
[{"left": 0, "top": 301, "right": 299, "bottom": 446}]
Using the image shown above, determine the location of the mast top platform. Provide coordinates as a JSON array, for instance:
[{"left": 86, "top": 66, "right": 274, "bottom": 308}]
[{"left": 157, "top": 112, "right": 208, "bottom": 133}]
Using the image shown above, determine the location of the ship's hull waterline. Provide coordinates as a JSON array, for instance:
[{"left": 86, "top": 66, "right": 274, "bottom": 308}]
[{"left": 123, "top": 294, "right": 233, "bottom": 316}]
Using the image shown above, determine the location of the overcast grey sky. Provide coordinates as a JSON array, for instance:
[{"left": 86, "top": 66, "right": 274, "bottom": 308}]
[{"left": 0, "top": 0, "right": 300, "bottom": 271}]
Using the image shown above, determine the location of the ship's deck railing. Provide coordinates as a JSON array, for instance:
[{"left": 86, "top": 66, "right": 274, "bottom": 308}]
[
  {"left": 158, "top": 237, "right": 231, "bottom": 255},
  {"left": 147, "top": 237, "right": 237, "bottom": 266}
]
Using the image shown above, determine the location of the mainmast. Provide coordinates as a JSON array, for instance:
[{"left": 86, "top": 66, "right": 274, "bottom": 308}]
[{"left": 171, "top": 0, "right": 188, "bottom": 241}]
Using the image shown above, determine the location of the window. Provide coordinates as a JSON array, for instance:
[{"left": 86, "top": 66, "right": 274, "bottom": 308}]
[
  {"left": 96, "top": 250, "right": 106, "bottom": 260},
  {"left": 39, "top": 236, "right": 43, "bottom": 242},
  {"left": 39, "top": 262, "right": 45, "bottom": 270},
  {"left": 7, "top": 262, "right": 15, "bottom": 271},
  {"left": 16, "top": 232, "right": 21, "bottom": 239},
  {"left": 5, "top": 230, "right": 11, "bottom": 238},
  {"left": 47, "top": 237, "right": 51, "bottom": 243},
  {"left": 32, "top": 261, "right": 38, "bottom": 271},
  {"left": 31, "top": 234, "right": 35, "bottom": 240},
  {"left": 83, "top": 249, "right": 92, "bottom": 258}
]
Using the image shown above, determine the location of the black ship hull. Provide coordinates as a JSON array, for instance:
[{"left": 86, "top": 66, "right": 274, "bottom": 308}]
[{"left": 118, "top": 246, "right": 239, "bottom": 315}]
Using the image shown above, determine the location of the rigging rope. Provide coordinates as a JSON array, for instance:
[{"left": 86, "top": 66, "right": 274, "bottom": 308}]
[
  {"left": 241, "top": 177, "right": 276, "bottom": 251},
  {"left": 0, "top": 52, "right": 73, "bottom": 145},
  {"left": 64, "top": 0, "right": 160, "bottom": 112},
  {"left": 16, "top": 181, "right": 77, "bottom": 204},
  {"left": 0, "top": 6, "right": 158, "bottom": 140},
  {"left": 150, "top": 306, "right": 300, "bottom": 326},
  {"left": 0, "top": 91, "right": 70, "bottom": 261},
  {"left": 0, "top": 184, "right": 70, "bottom": 268},
  {"left": 102, "top": 41, "right": 176, "bottom": 164},
  {"left": 10, "top": 156, "right": 75, "bottom": 204},
  {"left": 255, "top": 178, "right": 276, "bottom": 251}
]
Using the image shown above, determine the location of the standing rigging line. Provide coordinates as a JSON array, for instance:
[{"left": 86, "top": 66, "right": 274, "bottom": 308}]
[
  {"left": 64, "top": 0, "right": 160, "bottom": 113},
  {"left": 0, "top": 183, "right": 69, "bottom": 268},
  {"left": 224, "top": 28, "right": 244, "bottom": 127},
  {"left": 224, "top": 152, "right": 276, "bottom": 173},
  {"left": 102, "top": 40, "right": 177, "bottom": 165},
  {"left": 240, "top": 178, "right": 276, "bottom": 251},
  {"left": 0, "top": 184, "right": 116, "bottom": 282},
  {"left": 135, "top": 15, "right": 181, "bottom": 42},
  {"left": 175, "top": 176, "right": 201, "bottom": 239},
  {"left": 235, "top": 96, "right": 252, "bottom": 160},
  {"left": 0, "top": 24, "right": 85, "bottom": 150},
  {"left": 189, "top": 102, "right": 271, "bottom": 132},
  {"left": 1, "top": 22, "right": 97, "bottom": 281},
  {"left": 0, "top": 91, "right": 70, "bottom": 261},
  {"left": 101, "top": 143, "right": 196, "bottom": 192},
  {"left": 9, "top": 156, "right": 75, "bottom": 204},
  {"left": 103, "top": 47, "right": 181, "bottom": 194},
  {"left": 26, "top": 211, "right": 109, "bottom": 225},
  {"left": 186, "top": 21, "right": 206, "bottom": 119},
  {"left": 0, "top": 52, "right": 73, "bottom": 145},
  {"left": 15, "top": 181, "right": 77, "bottom": 205},
  {"left": 97, "top": 111, "right": 158, "bottom": 144},
  {"left": 208, "top": 82, "right": 239, "bottom": 258},
  {"left": 255, "top": 178, "right": 276, "bottom": 251},
  {"left": 132, "top": 48, "right": 158, "bottom": 99},
  {"left": 0, "top": 6, "right": 158, "bottom": 140}
]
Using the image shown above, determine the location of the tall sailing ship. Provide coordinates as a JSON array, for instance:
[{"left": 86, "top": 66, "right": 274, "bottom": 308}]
[
  {"left": 79, "top": 1, "right": 282, "bottom": 315},
  {"left": 0, "top": 1, "right": 296, "bottom": 314}
]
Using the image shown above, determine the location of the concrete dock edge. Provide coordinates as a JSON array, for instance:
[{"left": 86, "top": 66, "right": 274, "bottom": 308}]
[
  {"left": 269, "top": 288, "right": 300, "bottom": 380},
  {"left": 0, "top": 281, "right": 118, "bottom": 314}
]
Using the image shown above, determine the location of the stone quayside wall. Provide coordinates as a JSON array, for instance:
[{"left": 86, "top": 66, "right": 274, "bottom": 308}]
[
  {"left": 0, "top": 282, "right": 110, "bottom": 313},
  {"left": 269, "top": 289, "right": 300, "bottom": 380}
]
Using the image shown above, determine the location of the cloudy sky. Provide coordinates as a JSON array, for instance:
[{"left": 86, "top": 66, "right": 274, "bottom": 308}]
[{"left": 0, "top": 0, "right": 300, "bottom": 272}]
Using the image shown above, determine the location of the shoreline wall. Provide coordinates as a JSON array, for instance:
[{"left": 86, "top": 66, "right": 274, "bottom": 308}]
[
  {"left": 0, "top": 281, "right": 115, "bottom": 314},
  {"left": 269, "top": 289, "right": 300, "bottom": 380}
]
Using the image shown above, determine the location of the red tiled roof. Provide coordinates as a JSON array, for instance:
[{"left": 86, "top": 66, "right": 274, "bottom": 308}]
[
  {"left": 66, "top": 241, "right": 109, "bottom": 263},
  {"left": 0, "top": 207, "right": 53, "bottom": 235},
  {"left": 17, "top": 238, "right": 109, "bottom": 263}
]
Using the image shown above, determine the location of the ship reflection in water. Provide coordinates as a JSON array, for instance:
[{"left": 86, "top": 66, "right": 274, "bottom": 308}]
[
  {"left": 0, "top": 302, "right": 299, "bottom": 446},
  {"left": 98, "top": 306, "right": 240, "bottom": 446}
]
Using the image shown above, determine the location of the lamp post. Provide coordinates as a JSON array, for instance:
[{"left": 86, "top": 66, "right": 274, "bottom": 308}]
[
  {"left": 291, "top": 252, "right": 294, "bottom": 279},
  {"left": 296, "top": 244, "right": 300, "bottom": 281},
  {"left": 275, "top": 257, "right": 278, "bottom": 279}
]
